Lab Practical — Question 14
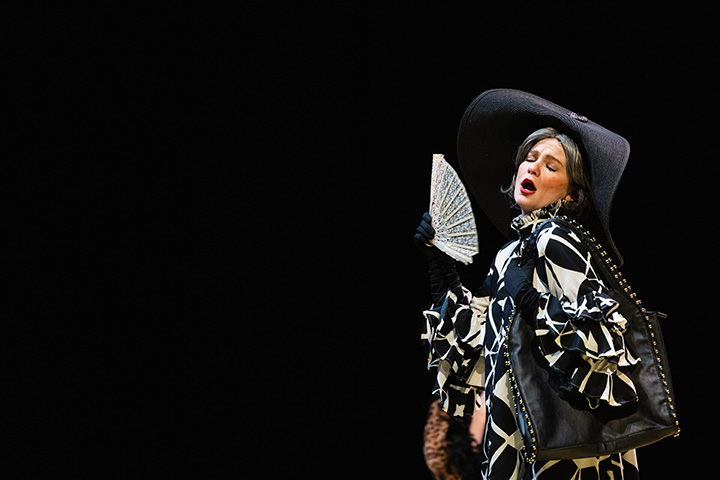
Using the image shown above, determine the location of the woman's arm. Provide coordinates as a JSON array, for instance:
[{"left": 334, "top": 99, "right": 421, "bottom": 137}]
[
  {"left": 415, "top": 212, "right": 462, "bottom": 305},
  {"left": 416, "top": 212, "right": 492, "bottom": 421},
  {"left": 469, "top": 390, "right": 486, "bottom": 450},
  {"left": 532, "top": 221, "right": 639, "bottom": 409},
  {"left": 422, "top": 285, "right": 488, "bottom": 420}
]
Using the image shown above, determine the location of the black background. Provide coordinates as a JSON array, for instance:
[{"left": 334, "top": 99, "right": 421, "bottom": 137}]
[{"left": 10, "top": 3, "right": 713, "bottom": 477}]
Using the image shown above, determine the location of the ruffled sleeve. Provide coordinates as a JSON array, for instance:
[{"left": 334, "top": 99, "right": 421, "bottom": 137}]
[
  {"left": 421, "top": 283, "right": 490, "bottom": 420},
  {"left": 532, "top": 222, "right": 640, "bottom": 409}
]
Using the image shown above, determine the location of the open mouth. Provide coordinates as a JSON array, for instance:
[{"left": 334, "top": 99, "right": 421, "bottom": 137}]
[{"left": 520, "top": 178, "right": 536, "bottom": 194}]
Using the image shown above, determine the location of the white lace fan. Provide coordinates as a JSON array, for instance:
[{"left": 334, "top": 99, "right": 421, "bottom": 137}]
[{"left": 429, "top": 154, "right": 479, "bottom": 265}]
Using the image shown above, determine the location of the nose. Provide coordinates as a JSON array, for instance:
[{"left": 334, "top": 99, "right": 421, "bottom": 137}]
[{"left": 526, "top": 161, "right": 537, "bottom": 176}]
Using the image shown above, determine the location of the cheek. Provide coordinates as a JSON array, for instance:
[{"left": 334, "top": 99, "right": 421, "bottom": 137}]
[
  {"left": 514, "top": 165, "right": 528, "bottom": 185},
  {"left": 543, "top": 174, "right": 569, "bottom": 192}
]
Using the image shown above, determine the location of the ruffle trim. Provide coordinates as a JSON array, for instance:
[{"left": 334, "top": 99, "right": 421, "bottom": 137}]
[
  {"left": 422, "top": 288, "right": 486, "bottom": 420},
  {"left": 535, "top": 291, "right": 640, "bottom": 409},
  {"left": 510, "top": 199, "right": 570, "bottom": 235}
]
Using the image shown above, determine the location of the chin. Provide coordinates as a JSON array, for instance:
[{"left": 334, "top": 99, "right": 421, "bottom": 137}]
[{"left": 514, "top": 198, "right": 532, "bottom": 214}]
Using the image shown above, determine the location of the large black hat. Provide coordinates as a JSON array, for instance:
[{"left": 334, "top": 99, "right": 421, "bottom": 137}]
[{"left": 457, "top": 89, "right": 630, "bottom": 265}]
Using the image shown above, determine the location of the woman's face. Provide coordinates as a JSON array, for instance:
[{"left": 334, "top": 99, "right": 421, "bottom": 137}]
[{"left": 513, "top": 138, "right": 574, "bottom": 216}]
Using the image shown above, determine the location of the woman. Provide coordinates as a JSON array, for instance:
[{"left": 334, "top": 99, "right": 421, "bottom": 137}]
[{"left": 416, "top": 90, "right": 639, "bottom": 479}]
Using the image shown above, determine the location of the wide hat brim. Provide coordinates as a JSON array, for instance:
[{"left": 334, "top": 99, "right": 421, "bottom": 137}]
[{"left": 457, "top": 89, "right": 630, "bottom": 266}]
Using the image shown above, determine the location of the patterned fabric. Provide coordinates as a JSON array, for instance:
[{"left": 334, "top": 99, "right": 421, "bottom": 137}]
[
  {"left": 421, "top": 201, "right": 640, "bottom": 479},
  {"left": 532, "top": 220, "right": 640, "bottom": 410},
  {"left": 423, "top": 400, "right": 463, "bottom": 480}
]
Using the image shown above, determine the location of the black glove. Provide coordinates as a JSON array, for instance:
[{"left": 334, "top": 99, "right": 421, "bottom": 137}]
[
  {"left": 504, "top": 246, "right": 541, "bottom": 318},
  {"left": 414, "top": 212, "right": 461, "bottom": 305}
]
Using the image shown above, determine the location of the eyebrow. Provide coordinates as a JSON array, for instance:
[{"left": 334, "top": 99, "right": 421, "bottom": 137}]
[{"left": 528, "top": 147, "right": 564, "bottom": 164}]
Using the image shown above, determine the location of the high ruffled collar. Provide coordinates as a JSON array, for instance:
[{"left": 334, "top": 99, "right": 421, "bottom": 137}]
[{"left": 510, "top": 200, "right": 570, "bottom": 238}]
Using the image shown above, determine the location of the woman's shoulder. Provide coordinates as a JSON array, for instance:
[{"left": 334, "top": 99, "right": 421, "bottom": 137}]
[
  {"left": 535, "top": 217, "right": 581, "bottom": 239},
  {"left": 534, "top": 217, "right": 589, "bottom": 261}
]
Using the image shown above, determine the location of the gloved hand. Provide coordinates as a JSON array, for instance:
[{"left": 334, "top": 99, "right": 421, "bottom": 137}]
[
  {"left": 413, "top": 212, "right": 436, "bottom": 251},
  {"left": 504, "top": 247, "right": 541, "bottom": 318},
  {"left": 414, "top": 212, "right": 461, "bottom": 305}
]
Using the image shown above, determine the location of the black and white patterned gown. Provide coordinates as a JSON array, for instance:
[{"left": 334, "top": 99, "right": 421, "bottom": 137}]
[{"left": 422, "top": 202, "right": 640, "bottom": 479}]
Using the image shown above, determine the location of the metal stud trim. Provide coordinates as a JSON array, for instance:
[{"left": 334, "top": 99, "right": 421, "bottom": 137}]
[
  {"left": 503, "top": 307, "right": 538, "bottom": 463},
  {"left": 559, "top": 216, "right": 680, "bottom": 436}
]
